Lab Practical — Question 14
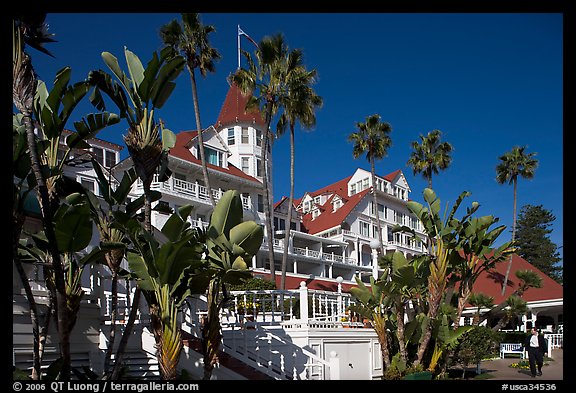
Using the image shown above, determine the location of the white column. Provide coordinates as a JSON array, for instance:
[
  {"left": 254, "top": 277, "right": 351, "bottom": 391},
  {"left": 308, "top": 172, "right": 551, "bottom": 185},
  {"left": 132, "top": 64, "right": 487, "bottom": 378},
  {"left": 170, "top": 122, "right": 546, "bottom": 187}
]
[
  {"left": 299, "top": 282, "right": 309, "bottom": 325},
  {"left": 370, "top": 239, "right": 380, "bottom": 279}
]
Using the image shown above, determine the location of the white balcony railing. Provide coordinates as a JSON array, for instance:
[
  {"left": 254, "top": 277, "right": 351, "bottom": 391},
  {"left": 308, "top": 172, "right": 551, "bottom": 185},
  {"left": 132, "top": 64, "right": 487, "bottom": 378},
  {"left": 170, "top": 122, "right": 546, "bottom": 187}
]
[
  {"left": 262, "top": 239, "right": 357, "bottom": 266},
  {"left": 137, "top": 175, "right": 251, "bottom": 210}
]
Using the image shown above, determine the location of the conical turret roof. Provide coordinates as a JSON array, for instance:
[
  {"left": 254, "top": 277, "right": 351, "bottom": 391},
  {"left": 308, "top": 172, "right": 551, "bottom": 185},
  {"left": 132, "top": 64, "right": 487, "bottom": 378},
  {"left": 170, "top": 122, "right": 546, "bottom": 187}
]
[{"left": 215, "top": 82, "right": 266, "bottom": 129}]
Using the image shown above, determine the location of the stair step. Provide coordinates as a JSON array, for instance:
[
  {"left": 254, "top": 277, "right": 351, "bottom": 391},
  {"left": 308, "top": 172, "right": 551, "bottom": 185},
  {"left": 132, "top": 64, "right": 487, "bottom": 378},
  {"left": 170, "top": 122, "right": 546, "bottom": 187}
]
[{"left": 181, "top": 331, "right": 274, "bottom": 380}]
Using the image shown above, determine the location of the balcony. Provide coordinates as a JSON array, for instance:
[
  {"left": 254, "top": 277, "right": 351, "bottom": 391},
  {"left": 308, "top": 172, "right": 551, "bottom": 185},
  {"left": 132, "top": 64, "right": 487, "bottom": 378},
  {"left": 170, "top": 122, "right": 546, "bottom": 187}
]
[
  {"left": 136, "top": 175, "right": 251, "bottom": 210},
  {"left": 262, "top": 239, "right": 357, "bottom": 266}
]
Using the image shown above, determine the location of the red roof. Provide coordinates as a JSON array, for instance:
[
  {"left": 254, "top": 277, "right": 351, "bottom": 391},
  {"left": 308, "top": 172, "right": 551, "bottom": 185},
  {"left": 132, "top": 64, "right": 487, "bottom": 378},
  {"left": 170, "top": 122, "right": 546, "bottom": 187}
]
[
  {"left": 215, "top": 83, "right": 266, "bottom": 129},
  {"left": 470, "top": 253, "right": 563, "bottom": 305},
  {"left": 383, "top": 169, "right": 402, "bottom": 182},
  {"left": 169, "top": 130, "right": 261, "bottom": 184},
  {"left": 259, "top": 253, "right": 562, "bottom": 305},
  {"left": 301, "top": 188, "right": 370, "bottom": 234}
]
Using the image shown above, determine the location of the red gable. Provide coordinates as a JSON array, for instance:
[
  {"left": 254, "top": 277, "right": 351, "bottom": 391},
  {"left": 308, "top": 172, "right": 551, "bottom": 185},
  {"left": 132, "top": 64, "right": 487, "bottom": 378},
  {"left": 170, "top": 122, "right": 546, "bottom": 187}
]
[{"left": 169, "top": 130, "right": 261, "bottom": 184}]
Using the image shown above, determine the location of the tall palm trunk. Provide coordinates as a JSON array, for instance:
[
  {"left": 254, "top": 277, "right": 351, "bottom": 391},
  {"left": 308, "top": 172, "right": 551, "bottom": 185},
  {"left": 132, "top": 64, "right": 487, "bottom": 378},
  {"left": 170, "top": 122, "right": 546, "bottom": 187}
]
[
  {"left": 501, "top": 179, "right": 518, "bottom": 296},
  {"left": 280, "top": 123, "right": 295, "bottom": 291},
  {"left": 189, "top": 67, "right": 215, "bottom": 206},
  {"left": 370, "top": 158, "right": 385, "bottom": 255},
  {"left": 261, "top": 101, "right": 276, "bottom": 284}
]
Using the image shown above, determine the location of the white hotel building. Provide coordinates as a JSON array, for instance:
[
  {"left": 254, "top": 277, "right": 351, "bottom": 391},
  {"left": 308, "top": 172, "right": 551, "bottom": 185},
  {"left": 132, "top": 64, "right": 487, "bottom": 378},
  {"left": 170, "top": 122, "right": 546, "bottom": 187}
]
[{"left": 113, "top": 83, "right": 427, "bottom": 291}]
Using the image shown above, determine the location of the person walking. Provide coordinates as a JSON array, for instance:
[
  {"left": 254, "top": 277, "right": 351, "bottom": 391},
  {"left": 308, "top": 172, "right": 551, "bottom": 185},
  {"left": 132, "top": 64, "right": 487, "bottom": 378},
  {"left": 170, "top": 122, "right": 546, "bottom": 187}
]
[{"left": 524, "top": 327, "right": 548, "bottom": 377}]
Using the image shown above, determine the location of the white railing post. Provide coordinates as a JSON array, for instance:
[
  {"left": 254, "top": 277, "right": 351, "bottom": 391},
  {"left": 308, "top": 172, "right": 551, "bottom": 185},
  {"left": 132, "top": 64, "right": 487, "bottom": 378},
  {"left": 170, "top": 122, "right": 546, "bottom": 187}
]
[
  {"left": 299, "top": 282, "right": 309, "bottom": 325},
  {"left": 328, "top": 351, "right": 340, "bottom": 380}
]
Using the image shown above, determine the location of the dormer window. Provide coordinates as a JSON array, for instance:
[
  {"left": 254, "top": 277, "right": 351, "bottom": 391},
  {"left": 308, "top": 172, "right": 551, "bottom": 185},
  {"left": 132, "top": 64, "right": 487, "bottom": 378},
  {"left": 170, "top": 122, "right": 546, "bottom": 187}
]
[
  {"left": 350, "top": 183, "right": 357, "bottom": 196},
  {"left": 312, "top": 209, "right": 320, "bottom": 219},
  {"left": 92, "top": 146, "right": 117, "bottom": 168},
  {"left": 204, "top": 146, "right": 225, "bottom": 167},
  {"left": 333, "top": 199, "right": 342, "bottom": 212}
]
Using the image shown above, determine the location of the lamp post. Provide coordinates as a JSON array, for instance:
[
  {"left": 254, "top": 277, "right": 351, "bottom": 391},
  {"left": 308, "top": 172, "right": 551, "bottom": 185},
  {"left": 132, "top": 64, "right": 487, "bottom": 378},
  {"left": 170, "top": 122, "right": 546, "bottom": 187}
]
[{"left": 369, "top": 239, "right": 380, "bottom": 279}]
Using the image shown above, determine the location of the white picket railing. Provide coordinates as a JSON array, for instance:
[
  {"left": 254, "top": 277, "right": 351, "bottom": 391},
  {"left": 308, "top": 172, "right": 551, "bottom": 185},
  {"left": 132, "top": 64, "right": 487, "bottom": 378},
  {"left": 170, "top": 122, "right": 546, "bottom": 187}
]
[{"left": 180, "top": 282, "right": 362, "bottom": 379}]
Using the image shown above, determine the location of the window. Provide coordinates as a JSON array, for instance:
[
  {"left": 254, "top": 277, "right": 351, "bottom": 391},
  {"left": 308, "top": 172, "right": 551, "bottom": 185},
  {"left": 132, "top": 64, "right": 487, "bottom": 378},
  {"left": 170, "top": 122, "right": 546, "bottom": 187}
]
[
  {"left": 312, "top": 209, "right": 320, "bottom": 219},
  {"left": 359, "top": 221, "right": 370, "bottom": 237},
  {"left": 257, "top": 194, "right": 264, "bottom": 213},
  {"left": 350, "top": 183, "right": 357, "bottom": 196},
  {"left": 256, "top": 129, "right": 262, "bottom": 147},
  {"left": 314, "top": 196, "right": 321, "bottom": 205},
  {"left": 81, "top": 178, "right": 95, "bottom": 193},
  {"left": 362, "top": 178, "right": 369, "bottom": 190},
  {"left": 290, "top": 221, "right": 297, "bottom": 230},
  {"left": 92, "top": 147, "right": 104, "bottom": 166},
  {"left": 256, "top": 158, "right": 262, "bottom": 177},
  {"left": 274, "top": 217, "right": 286, "bottom": 231},
  {"left": 241, "top": 157, "right": 250, "bottom": 173},
  {"left": 372, "top": 225, "right": 379, "bottom": 239},
  {"left": 241, "top": 127, "right": 249, "bottom": 144},
  {"left": 105, "top": 150, "right": 116, "bottom": 167},
  {"left": 333, "top": 199, "right": 342, "bottom": 211},
  {"left": 378, "top": 203, "right": 385, "bottom": 219},
  {"left": 228, "top": 128, "right": 235, "bottom": 145},
  {"left": 204, "top": 147, "right": 224, "bottom": 167},
  {"left": 388, "top": 228, "right": 394, "bottom": 242}
]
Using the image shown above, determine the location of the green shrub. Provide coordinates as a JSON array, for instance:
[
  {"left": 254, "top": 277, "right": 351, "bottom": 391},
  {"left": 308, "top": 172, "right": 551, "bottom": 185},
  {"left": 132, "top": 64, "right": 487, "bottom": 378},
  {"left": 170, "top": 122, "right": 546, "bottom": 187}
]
[{"left": 451, "top": 326, "right": 500, "bottom": 370}]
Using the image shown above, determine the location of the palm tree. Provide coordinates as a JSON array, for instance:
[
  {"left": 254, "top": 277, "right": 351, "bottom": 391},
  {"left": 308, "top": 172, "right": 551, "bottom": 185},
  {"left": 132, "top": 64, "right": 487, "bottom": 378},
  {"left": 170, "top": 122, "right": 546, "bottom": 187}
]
[
  {"left": 478, "top": 269, "right": 542, "bottom": 327},
  {"left": 348, "top": 114, "right": 392, "bottom": 255},
  {"left": 496, "top": 146, "right": 538, "bottom": 295},
  {"left": 276, "top": 67, "right": 323, "bottom": 291},
  {"left": 491, "top": 295, "right": 528, "bottom": 332},
  {"left": 232, "top": 33, "right": 306, "bottom": 284},
  {"left": 407, "top": 129, "right": 453, "bottom": 189},
  {"left": 160, "top": 13, "right": 221, "bottom": 206},
  {"left": 468, "top": 293, "right": 494, "bottom": 326}
]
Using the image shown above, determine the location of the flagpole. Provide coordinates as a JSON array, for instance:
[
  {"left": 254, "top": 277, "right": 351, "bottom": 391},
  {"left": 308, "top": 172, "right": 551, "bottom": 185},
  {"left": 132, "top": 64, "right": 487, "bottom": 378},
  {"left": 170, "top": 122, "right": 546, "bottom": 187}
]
[{"left": 237, "top": 24, "right": 241, "bottom": 70}]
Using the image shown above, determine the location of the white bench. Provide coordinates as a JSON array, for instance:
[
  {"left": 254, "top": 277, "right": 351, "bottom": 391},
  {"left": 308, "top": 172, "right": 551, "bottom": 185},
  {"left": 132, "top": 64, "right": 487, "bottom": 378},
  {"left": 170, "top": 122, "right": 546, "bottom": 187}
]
[{"left": 500, "top": 343, "right": 526, "bottom": 359}]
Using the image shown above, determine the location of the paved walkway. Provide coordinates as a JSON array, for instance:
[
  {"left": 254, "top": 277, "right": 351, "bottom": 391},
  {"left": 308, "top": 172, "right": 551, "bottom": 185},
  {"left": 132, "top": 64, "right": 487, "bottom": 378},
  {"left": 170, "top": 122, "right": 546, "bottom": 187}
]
[{"left": 479, "top": 348, "right": 563, "bottom": 380}]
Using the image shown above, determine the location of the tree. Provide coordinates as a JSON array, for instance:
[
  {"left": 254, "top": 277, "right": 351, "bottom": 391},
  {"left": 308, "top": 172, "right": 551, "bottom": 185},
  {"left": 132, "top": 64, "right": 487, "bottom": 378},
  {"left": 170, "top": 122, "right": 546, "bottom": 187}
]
[
  {"left": 123, "top": 205, "right": 205, "bottom": 380},
  {"left": 276, "top": 66, "right": 322, "bottom": 291},
  {"left": 496, "top": 146, "right": 538, "bottom": 295},
  {"left": 491, "top": 295, "right": 528, "bottom": 331},
  {"left": 88, "top": 46, "right": 185, "bottom": 379},
  {"left": 515, "top": 204, "right": 562, "bottom": 283},
  {"left": 232, "top": 33, "right": 306, "bottom": 284},
  {"left": 478, "top": 269, "right": 542, "bottom": 327},
  {"left": 84, "top": 161, "right": 155, "bottom": 376},
  {"left": 201, "top": 190, "right": 263, "bottom": 379},
  {"left": 393, "top": 188, "right": 513, "bottom": 367},
  {"left": 14, "top": 16, "right": 119, "bottom": 378},
  {"left": 348, "top": 114, "right": 392, "bottom": 255},
  {"left": 468, "top": 293, "right": 494, "bottom": 326},
  {"left": 160, "top": 13, "right": 221, "bottom": 207},
  {"left": 407, "top": 129, "right": 453, "bottom": 189}
]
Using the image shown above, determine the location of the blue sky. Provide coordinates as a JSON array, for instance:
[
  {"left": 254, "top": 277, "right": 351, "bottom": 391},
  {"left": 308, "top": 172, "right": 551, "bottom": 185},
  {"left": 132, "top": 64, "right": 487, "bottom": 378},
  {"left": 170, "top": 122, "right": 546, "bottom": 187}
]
[{"left": 31, "top": 13, "right": 563, "bottom": 262}]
